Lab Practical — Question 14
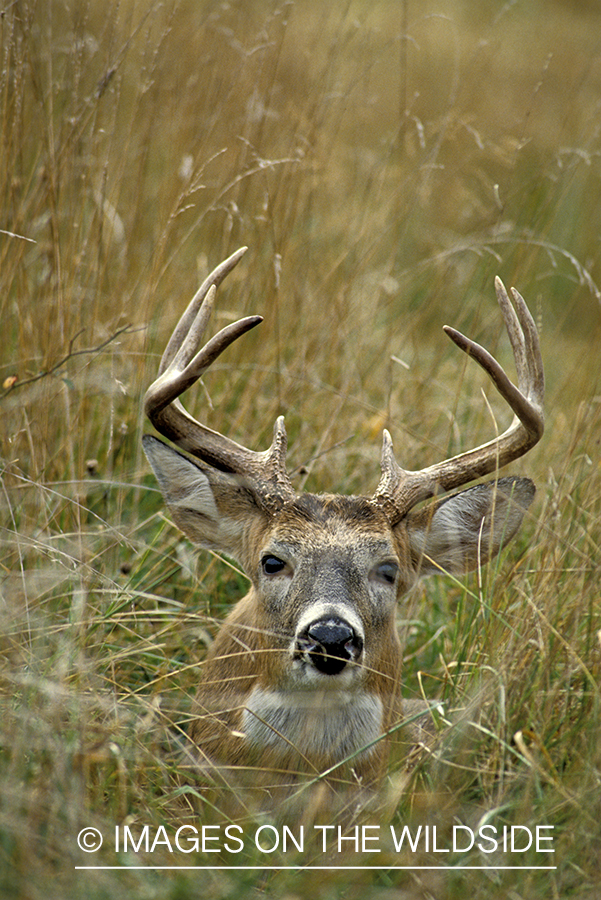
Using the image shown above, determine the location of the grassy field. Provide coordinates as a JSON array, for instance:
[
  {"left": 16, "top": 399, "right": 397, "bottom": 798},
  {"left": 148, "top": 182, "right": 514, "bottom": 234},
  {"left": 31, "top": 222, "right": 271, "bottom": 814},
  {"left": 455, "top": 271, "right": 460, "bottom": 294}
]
[{"left": 1, "top": 0, "right": 600, "bottom": 897}]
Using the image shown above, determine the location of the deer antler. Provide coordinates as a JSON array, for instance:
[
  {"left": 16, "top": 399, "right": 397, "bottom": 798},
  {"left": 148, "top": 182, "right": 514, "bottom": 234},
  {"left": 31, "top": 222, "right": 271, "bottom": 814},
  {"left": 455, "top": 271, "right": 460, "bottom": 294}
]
[
  {"left": 145, "top": 251, "right": 543, "bottom": 522},
  {"left": 144, "top": 247, "right": 294, "bottom": 508},
  {"left": 372, "top": 278, "right": 544, "bottom": 522}
]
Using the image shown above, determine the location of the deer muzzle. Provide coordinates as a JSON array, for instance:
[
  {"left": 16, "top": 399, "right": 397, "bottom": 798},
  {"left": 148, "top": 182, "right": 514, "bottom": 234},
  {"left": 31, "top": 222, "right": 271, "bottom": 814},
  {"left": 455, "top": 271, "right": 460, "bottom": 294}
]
[{"left": 295, "top": 616, "right": 364, "bottom": 676}]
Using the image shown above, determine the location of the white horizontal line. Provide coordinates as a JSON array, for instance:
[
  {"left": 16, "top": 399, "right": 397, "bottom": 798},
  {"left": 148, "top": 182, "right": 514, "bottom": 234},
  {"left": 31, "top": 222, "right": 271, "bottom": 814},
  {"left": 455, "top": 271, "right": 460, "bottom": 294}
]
[{"left": 75, "top": 865, "right": 557, "bottom": 871}]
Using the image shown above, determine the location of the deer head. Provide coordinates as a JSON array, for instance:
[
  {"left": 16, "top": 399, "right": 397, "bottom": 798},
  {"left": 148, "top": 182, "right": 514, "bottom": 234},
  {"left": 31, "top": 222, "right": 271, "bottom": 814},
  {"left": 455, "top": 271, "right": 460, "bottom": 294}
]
[{"left": 142, "top": 248, "right": 544, "bottom": 791}]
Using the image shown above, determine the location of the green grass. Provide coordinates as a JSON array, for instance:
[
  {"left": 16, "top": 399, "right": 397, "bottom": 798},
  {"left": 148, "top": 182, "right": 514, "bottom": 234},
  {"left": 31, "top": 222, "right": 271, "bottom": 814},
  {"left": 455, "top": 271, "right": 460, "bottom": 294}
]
[{"left": 1, "top": 0, "right": 600, "bottom": 897}]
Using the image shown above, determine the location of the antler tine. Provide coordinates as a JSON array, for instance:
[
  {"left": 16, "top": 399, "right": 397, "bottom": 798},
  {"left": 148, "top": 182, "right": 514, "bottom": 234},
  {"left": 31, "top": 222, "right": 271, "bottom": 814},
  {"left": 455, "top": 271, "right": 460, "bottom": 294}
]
[
  {"left": 502, "top": 280, "right": 544, "bottom": 411},
  {"left": 159, "top": 246, "right": 249, "bottom": 376},
  {"left": 373, "top": 278, "right": 544, "bottom": 522},
  {"left": 144, "top": 248, "right": 295, "bottom": 507}
]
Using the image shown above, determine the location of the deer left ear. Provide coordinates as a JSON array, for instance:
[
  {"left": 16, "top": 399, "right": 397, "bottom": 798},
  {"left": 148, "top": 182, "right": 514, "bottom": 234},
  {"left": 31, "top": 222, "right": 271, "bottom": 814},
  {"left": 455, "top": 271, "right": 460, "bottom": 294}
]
[
  {"left": 142, "top": 435, "right": 266, "bottom": 561},
  {"left": 404, "top": 476, "right": 535, "bottom": 576}
]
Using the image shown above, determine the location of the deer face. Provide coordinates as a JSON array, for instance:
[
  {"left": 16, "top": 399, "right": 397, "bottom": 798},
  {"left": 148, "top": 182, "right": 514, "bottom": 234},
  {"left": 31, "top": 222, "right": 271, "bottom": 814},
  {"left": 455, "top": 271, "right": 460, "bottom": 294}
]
[
  {"left": 231, "top": 496, "right": 407, "bottom": 763},
  {"left": 247, "top": 496, "right": 404, "bottom": 687}
]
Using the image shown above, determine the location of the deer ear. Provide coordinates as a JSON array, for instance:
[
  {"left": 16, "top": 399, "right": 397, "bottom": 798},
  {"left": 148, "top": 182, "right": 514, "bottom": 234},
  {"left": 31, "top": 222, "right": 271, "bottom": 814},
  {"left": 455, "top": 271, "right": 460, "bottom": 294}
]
[
  {"left": 404, "top": 476, "right": 535, "bottom": 576},
  {"left": 142, "top": 435, "right": 264, "bottom": 561}
]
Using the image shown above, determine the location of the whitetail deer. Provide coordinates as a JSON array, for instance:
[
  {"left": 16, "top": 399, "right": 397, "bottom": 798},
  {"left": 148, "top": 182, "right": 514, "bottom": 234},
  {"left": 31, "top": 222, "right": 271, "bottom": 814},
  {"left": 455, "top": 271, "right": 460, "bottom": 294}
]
[{"left": 142, "top": 247, "right": 544, "bottom": 797}]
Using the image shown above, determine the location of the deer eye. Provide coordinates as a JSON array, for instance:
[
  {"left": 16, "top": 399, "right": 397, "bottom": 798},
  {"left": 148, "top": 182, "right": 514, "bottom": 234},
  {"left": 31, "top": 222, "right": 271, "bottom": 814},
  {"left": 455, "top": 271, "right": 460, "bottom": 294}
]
[
  {"left": 373, "top": 561, "right": 399, "bottom": 585},
  {"left": 261, "top": 555, "right": 288, "bottom": 576}
]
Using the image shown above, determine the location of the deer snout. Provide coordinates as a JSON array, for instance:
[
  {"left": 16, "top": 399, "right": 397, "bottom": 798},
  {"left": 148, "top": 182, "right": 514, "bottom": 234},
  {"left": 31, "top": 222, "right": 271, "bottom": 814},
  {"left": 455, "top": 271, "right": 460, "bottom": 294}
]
[{"left": 295, "top": 616, "right": 364, "bottom": 676}]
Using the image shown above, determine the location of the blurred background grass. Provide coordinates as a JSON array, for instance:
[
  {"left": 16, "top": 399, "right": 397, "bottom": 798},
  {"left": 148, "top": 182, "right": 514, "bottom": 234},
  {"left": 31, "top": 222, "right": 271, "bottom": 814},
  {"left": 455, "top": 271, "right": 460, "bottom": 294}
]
[{"left": 1, "top": 0, "right": 600, "bottom": 897}]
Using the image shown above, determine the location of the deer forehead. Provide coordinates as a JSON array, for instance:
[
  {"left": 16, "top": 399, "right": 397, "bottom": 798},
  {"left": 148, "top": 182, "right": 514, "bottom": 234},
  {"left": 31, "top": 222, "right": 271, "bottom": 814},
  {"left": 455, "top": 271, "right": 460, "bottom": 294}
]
[{"left": 247, "top": 493, "right": 404, "bottom": 567}]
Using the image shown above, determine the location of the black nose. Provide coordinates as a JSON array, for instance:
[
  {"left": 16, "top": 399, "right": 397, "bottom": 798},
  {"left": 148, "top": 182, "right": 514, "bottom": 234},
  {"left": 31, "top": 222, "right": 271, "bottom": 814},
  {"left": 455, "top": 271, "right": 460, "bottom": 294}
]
[{"left": 296, "top": 616, "right": 363, "bottom": 675}]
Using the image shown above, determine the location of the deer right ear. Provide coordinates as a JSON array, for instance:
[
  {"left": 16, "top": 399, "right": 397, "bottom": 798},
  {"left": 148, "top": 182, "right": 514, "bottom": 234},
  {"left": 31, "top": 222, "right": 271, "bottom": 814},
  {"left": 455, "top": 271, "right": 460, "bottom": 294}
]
[
  {"left": 404, "top": 476, "right": 535, "bottom": 577},
  {"left": 142, "top": 435, "right": 263, "bottom": 560}
]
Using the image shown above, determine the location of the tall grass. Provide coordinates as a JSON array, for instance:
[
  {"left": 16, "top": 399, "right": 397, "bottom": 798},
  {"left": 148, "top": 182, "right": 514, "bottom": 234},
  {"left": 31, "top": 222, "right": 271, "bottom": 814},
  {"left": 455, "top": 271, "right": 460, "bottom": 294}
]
[{"left": 1, "top": 0, "right": 600, "bottom": 897}]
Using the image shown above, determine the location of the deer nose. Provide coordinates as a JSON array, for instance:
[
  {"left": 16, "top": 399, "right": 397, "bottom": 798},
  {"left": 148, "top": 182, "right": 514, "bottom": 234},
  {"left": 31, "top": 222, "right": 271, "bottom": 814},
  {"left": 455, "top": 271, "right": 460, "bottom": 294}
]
[{"left": 296, "top": 616, "right": 364, "bottom": 676}]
